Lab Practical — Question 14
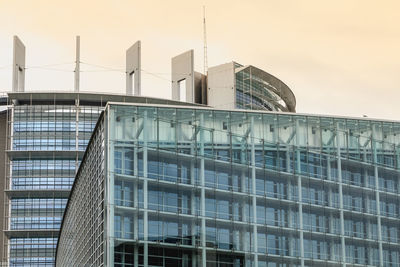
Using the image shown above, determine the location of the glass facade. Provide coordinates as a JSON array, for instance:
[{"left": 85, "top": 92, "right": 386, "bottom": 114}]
[
  {"left": 4, "top": 103, "right": 102, "bottom": 266},
  {"left": 57, "top": 103, "right": 400, "bottom": 267},
  {"left": 235, "top": 65, "right": 296, "bottom": 112}
]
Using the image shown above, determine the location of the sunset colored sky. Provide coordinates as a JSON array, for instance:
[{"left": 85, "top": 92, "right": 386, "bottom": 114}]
[{"left": 0, "top": 0, "right": 399, "bottom": 120}]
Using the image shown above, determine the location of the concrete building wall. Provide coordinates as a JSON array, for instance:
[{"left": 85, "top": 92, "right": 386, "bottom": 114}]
[{"left": 207, "top": 62, "right": 235, "bottom": 109}]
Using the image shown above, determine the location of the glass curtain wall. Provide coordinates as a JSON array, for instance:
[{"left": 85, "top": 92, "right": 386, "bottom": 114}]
[
  {"left": 5, "top": 103, "right": 102, "bottom": 266},
  {"left": 57, "top": 103, "right": 400, "bottom": 267}
]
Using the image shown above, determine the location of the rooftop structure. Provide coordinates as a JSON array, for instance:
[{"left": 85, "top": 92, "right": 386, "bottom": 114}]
[{"left": 170, "top": 50, "right": 296, "bottom": 112}]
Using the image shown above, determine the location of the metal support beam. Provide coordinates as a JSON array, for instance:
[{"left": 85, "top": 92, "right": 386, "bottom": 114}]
[
  {"left": 199, "top": 113, "right": 206, "bottom": 267},
  {"left": 190, "top": 115, "right": 197, "bottom": 267},
  {"left": 286, "top": 129, "right": 296, "bottom": 144},
  {"left": 295, "top": 119, "right": 305, "bottom": 267},
  {"left": 143, "top": 110, "right": 148, "bottom": 267},
  {"left": 286, "top": 147, "right": 294, "bottom": 257},
  {"left": 106, "top": 105, "right": 115, "bottom": 266},
  {"left": 372, "top": 124, "right": 384, "bottom": 267},
  {"left": 240, "top": 136, "right": 247, "bottom": 257},
  {"left": 336, "top": 122, "right": 347, "bottom": 267},
  {"left": 133, "top": 115, "right": 139, "bottom": 267},
  {"left": 250, "top": 117, "right": 258, "bottom": 267}
]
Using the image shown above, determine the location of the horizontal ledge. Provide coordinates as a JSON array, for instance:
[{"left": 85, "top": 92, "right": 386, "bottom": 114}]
[
  {"left": 4, "top": 229, "right": 59, "bottom": 238},
  {"left": 5, "top": 189, "right": 70, "bottom": 198},
  {"left": 6, "top": 150, "right": 84, "bottom": 159}
]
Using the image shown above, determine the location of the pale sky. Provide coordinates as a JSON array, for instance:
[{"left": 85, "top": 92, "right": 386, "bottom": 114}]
[{"left": 0, "top": 0, "right": 399, "bottom": 120}]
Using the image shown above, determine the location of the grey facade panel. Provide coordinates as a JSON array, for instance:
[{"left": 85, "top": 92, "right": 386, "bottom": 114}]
[{"left": 207, "top": 62, "right": 236, "bottom": 110}]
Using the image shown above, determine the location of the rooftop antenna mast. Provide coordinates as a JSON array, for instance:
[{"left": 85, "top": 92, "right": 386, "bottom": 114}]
[
  {"left": 203, "top": 6, "right": 208, "bottom": 74},
  {"left": 74, "top": 36, "right": 80, "bottom": 92}
]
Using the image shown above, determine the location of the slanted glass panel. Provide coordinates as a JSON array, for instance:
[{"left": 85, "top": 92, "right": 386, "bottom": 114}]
[
  {"left": 213, "top": 111, "right": 230, "bottom": 161},
  {"left": 176, "top": 109, "right": 194, "bottom": 155},
  {"left": 296, "top": 116, "right": 308, "bottom": 148},
  {"left": 358, "top": 120, "right": 373, "bottom": 164},
  {"left": 306, "top": 117, "right": 320, "bottom": 149},
  {"left": 158, "top": 108, "right": 177, "bottom": 151},
  {"left": 262, "top": 114, "right": 277, "bottom": 144},
  {"left": 346, "top": 119, "right": 362, "bottom": 161}
]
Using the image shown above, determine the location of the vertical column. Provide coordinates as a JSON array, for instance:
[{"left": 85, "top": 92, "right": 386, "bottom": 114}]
[
  {"left": 4, "top": 105, "right": 15, "bottom": 264},
  {"left": 75, "top": 99, "right": 80, "bottom": 172},
  {"left": 199, "top": 113, "right": 206, "bottom": 267},
  {"left": 286, "top": 146, "right": 294, "bottom": 257},
  {"left": 363, "top": 146, "right": 372, "bottom": 262},
  {"left": 327, "top": 147, "right": 336, "bottom": 261},
  {"left": 133, "top": 115, "right": 139, "bottom": 267},
  {"left": 250, "top": 117, "right": 258, "bottom": 267},
  {"left": 327, "top": 150, "right": 335, "bottom": 261},
  {"left": 335, "top": 122, "right": 346, "bottom": 267},
  {"left": 372, "top": 125, "right": 384, "bottom": 267},
  {"left": 295, "top": 119, "right": 305, "bottom": 267},
  {"left": 107, "top": 106, "right": 115, "bottom": 266},
  {"left": 286, "top": 146, "right": 291, "bottom": 174},
  {"left": 365, "top": 160, "right": 373, "bottom": 267},
  {"left": 327, "top": 148, "right": 332, "bottom": 181},
  {"left": 143, "top": 110, "right": 148, "bottom": 267},
  {"left": 190, "top": 128, "right": 197, "bottom": 267},
  {"left": 397, "top": 145, "right": 400, "bottom": 192},
  {"left": 396, "top": 145, "right": 400, "bottom": 171},
  {"left": 240, "top": 138, "right": 247, "bottom": 255}
]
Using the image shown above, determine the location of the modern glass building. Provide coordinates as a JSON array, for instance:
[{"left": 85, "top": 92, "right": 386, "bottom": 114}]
[
  {"left": 3, "top": 35, "right": 299, "bottom": 267},
  {"left": 1, "top": 92, "right": 200, "bottom": 266},
  {"left": 57, "top": 103, "right": 400, "bottom": 267}
]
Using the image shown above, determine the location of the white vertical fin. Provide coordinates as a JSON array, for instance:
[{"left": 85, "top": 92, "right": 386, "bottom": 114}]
[
  {"left": 12, "top": 36, "right": 26, "bottom": 92},
  {"left": 126, "top": 41, "right": 141, "bottom": 96}
]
